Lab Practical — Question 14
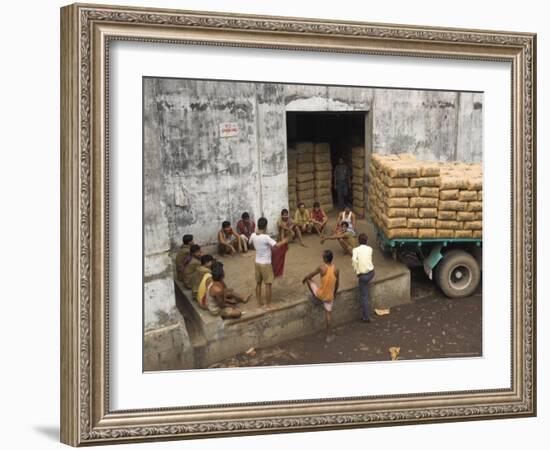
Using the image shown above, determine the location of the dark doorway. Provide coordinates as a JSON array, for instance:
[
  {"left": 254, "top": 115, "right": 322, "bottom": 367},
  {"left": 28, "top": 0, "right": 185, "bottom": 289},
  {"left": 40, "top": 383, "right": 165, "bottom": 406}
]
[{"left": 286, "top": 111, "right": 367, "bottom": 207}]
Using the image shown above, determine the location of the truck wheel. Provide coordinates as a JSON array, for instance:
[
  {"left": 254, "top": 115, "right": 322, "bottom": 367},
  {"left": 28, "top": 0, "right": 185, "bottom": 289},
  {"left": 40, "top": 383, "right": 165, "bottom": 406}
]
[{"left": 435, "top": 250, "right": 480, "bottom": 298}]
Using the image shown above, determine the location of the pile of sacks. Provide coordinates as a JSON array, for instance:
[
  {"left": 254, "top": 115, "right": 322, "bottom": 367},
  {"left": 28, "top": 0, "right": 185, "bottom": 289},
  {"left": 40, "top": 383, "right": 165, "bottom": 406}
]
[
  {"left": 287, "top": 142, "right": 333, "bottom": 212},
  {"left": 351, "top": 146, "right": 366, "bottom": 218},
  {"left": 367, "top": 153, "right": 483, "bottom": 240}
]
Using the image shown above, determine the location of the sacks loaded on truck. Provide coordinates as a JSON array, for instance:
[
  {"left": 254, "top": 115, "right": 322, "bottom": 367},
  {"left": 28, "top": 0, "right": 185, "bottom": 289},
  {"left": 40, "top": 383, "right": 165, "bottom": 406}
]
[{"left": 367, "top": 153, "right": 483, "bottom": 298}]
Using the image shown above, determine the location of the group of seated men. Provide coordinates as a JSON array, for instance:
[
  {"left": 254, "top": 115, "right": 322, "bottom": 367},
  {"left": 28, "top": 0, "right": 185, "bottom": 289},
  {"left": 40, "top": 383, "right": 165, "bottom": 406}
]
[
  {"left": 175, "top": 234, "right": 250, "bottom": 320},
  {"left": 175, "top": 203, "right": 361, "bottom": 320}
]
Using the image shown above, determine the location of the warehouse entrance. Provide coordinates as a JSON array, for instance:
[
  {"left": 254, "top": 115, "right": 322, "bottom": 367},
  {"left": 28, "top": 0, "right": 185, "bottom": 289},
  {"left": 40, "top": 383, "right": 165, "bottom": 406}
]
[{"left": 286, "top": 111, "right": 368, "bottom": 215}]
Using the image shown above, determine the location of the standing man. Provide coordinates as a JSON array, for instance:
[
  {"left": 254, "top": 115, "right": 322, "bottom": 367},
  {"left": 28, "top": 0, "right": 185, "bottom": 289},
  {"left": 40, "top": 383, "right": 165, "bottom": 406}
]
[
  {"left": 352, "top": 233, "right": 375, "bottom": 323},
  {"left": 249, "top": 217, "right": 289, "bottom": 310},
  {"left": 333, "top": 157, "right": 351, "bottom": 209},
  {"left": 302, "top": 250, "right": 340, "bottom": 343}
]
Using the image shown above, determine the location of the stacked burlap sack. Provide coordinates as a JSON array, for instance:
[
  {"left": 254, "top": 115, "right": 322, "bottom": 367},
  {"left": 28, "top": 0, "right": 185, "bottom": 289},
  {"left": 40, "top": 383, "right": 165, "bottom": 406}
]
[
  {"left": 367, "top": 154, "right": 482, "bottom": 240},
  {"left": 437, "top": 163, "right": 483, "bottom": 239},
  {"left": 287, "top": 146, "right": 297, "bottom": 212},
  {"left": 351, "top": 146, "right": 366, "bottom": 218},
  {"left": 313, "top": 143, "right": 333, "bottom": 212},
  {"left": 294, "top": 142, "right": 316, "bottom": 209}
]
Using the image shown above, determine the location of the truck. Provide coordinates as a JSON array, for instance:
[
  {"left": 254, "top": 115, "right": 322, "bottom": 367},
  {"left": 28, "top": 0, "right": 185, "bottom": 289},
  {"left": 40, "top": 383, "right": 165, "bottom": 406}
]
[{"left": 375, "top": 226, "right": 482, "bottom": 298}]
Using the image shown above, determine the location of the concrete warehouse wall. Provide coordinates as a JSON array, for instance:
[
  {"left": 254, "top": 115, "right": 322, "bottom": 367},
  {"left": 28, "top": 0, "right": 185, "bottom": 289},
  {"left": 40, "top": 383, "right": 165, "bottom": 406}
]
[{"left": 142, "top": 78, "right": 483, "bottom": 345}]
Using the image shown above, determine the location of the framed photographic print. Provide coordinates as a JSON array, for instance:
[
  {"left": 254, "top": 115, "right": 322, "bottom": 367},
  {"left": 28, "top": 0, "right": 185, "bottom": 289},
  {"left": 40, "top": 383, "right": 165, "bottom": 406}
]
[{"left": 60, "top": 3, "right": 536, "bottom": 446}]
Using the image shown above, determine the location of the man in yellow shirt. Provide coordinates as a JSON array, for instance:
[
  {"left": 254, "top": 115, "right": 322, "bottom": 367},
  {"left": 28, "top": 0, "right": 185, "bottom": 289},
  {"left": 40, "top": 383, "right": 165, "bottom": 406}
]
[
  {"left": 351, "top": 233, "right": 375, "bottom": 322},
  {"left": 293, "top": 202, "right": 313, "bottom": 234}
]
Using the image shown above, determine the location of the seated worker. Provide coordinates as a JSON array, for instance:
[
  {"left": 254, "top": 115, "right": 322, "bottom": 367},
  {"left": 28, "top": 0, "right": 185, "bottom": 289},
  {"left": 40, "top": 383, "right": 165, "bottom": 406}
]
[
  {"left": 175, "top": 234, "right": 194, "bottom": 282},
  {"left": 205, "top": 262, "right": 249, "bottom": 319},
  {"left": 277, "top": 208, "right": 306, "bottom": 247},
  {"left": 302, "top": 249, "right": 340, "bottom": 343},
  {"left": 236, "top": 212, "right": 256, "bottom": 250},
  {"left": 321, "top": 221, "right": 358, "bottom": 256},
  {"left": 310, "top": 201, "right": 328, "bottom": 236},
  {"left": 182, "top": 244, "right": 202, "bottom": 289},
  {"left": 294, "top": 202, "right": 313, "bottom": 234},
  {"left": 217, "top": 221, "right": 246, "bottom": 255},
  {"left": 190, "top": 254, "right": 214, "bottom": 302},
  {"left": 333, "top": 204, "right": 357, "bottom": 235}
]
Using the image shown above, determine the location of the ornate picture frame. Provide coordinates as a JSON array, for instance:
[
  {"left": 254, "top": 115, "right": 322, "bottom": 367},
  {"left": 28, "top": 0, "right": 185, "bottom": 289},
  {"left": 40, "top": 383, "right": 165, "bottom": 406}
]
[{"left": 60, "top": 3, "right": 536, "bottom": 446}]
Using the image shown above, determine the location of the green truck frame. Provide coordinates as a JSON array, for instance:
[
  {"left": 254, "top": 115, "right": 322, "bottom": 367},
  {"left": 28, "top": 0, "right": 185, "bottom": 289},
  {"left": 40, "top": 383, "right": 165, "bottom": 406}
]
[{"left": 375, "top": 226, "right": 482, "bottom": 298}]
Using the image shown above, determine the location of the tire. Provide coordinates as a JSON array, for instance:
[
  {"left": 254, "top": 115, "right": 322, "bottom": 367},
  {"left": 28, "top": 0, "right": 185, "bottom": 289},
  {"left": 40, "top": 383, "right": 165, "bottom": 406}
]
[{"left": 435, "top": 250, "right": 480, "bottom": 298}]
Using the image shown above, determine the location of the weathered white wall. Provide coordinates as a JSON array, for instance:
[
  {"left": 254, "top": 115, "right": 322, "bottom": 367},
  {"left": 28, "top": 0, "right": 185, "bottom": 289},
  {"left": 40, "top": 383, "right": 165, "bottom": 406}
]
[{"left": 143, "top": 79, "right": 483, "bottom": 329}]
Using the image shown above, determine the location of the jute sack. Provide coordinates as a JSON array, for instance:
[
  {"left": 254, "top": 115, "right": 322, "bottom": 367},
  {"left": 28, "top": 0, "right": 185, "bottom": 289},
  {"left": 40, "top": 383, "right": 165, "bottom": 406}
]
[
  {"left": 287, "top": 158, "right": 297, "bottom": 170},
  {"left": 467, "top": 177, "right": 483, "bottom": 191},
  {"left": 436, "top": 229, "right": 455, "bottom": 238},
  {"left": 420, "top": 164, "right": 441, "bottom": 177},
  {"left": 353, "top": 166, "right": 365, "bottom": 179},
  {"left": 440, "top": 189, "right": 459, "bottom": 200},
  {"left": 419, "top": 187, "right": 439, "bottom": 198},
  {"left": 436, "top": 220, "right": 462, "bottom": 230},
  {"left": 314, "top": 152, "right": 331, "bottom": 163},
  {"left": 315, "top": 162, "right": 332, "bottom": 172},
  {"left": 386, "top": 187, "right": 419, "bottom": 198},
  {"left": 410, "top": 197, "right": 438, "bottom": 208},
  {"left": 297, "top": 152, "right": 314, "bottom": 164},
  {"left": 472, "top": 230, "right": 482, "bottom": 239},
  {"left": 314, "top": 170, "right": 332, "bottom": 180},
  {"left": 418, "top": 229, "right": 437, "bottom": 239},
  {"left": 439, "top": 177, "right": 461, "bottom": 190},
  {"left": 297, "top": 190, "right": 314, "bottom": 202},
  {"left": 297, "top": 162, "right": 314, "bottom": 174},
  {"left": 296, "top": 181, "right": 314, "bottom": 191},
  {"left": 384, "top": 175, "right": 409, "bottom": 188},
  {"left": 455, "top": 230, "right": 473, "bottom": 238},
  {"left": 314, "top": 142, "right": 330, "bottom": 154},
  {"left": 288, "top": 181, "right": 296, "bottom": 190},
  {"left": 418, "top": 208, "right": 438, "bottom": 218},
  {"left": 372, "top": 153, "right": 399, "bottom": 168},
  {"left": 478, "top": 190, "right": 483, "bottom": 201},
  {"left": 467, "top": 201, "right": 483, "bottom": 212},
  {"left": 457, "top": 212, "right": 475, "bottom": 221},
  {"left": 353, "top": 189, "right": 365, "bottom": 201},
  {"left": 353, "top": 158, "right": 365, "bottom": 169},
  {"left": 317, "top": 194, "right": 332, "bottom": 205},
  {"left": 352, "top": 146, "right": 365, "bottom": 158},
  {"left": 437, "top": 210, "right": 456, "bottom": 220},
  {"left": 353, "top": 206, "right": 365, "bottom": 217},
  {"left": 475, "top": 211, "right": 483, "bottom": 220},
  {"left": 296, "top": 142, "right": 314, "bottom": 154},
  {"left": 296, "top": 173, "right": 314, "bottom": 183},
  {"left": 381, "top": 214, "right": 407, "bottom": 229},
  {"left": 321, "top": 203, "right": 334, "bottom": 213},
  {"left": 397, "top": 153, "right": 416, "bottom": 161},
  {"left": 387, "top": 207, "right": 418, "bottom": 218},
  {"left": 386, "top": 228, "right": 418, "bottom": 239},
  {"left": 410, "top": 177, "right": 440, "bottom": 188},
  {"left": 387, "top": 163, "right": 420, "bottom": 178},
  {"left": 385, "top": 197, "right": 409, "bottom": 208},
  {"left": 408, "top": 218, "right": 436, "bottom": 228},
  {"left": 439, "top": 200, "right": 467, "bottom": 211},
  {"left": 464, "top": 221, "right": 483, "bottom": 230},
  {"left": 459, "top": 190, "right": 478, "bottom": 201}
]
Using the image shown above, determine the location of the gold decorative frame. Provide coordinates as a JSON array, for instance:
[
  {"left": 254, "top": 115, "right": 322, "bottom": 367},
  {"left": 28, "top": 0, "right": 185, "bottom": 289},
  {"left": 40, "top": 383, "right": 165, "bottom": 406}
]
[{"left": 60, "top": 3, "right": 536, "bottom": 446}]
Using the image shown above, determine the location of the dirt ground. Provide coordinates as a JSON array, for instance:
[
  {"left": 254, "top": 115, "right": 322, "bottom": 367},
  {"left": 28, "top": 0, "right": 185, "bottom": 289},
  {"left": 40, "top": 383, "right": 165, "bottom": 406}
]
[{"left": 209, "top": 268, "right": 482, "bottom": 368}]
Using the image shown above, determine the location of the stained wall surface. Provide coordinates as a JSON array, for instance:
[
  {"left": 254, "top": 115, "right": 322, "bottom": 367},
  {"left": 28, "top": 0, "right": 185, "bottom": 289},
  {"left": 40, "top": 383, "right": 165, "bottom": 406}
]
[{"left": 143, "top": 78, "right": 483, "bottom": 331}]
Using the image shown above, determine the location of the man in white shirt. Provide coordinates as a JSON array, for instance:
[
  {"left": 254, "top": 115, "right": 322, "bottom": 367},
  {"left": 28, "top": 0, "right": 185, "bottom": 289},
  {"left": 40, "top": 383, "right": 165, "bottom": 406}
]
[
  {"left": 351, "top": 233, "right": 375, "bottom": 322},
  {"left": 249, "top": 217, "right": 289, "bottom": 309}
]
